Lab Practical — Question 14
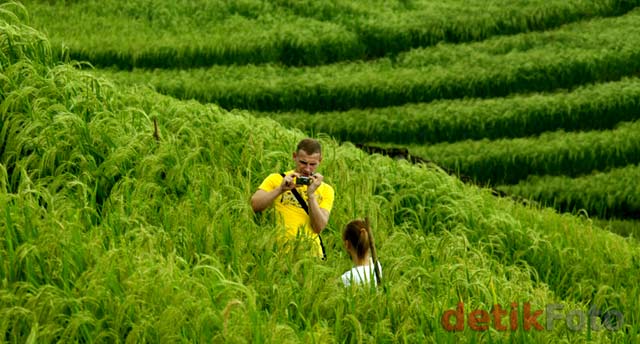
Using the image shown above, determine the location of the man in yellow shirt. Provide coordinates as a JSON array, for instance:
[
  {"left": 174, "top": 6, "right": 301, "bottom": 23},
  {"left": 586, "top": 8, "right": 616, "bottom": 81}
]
[{"left": 251, "top": 138, "right": 335, "bottom": 258}]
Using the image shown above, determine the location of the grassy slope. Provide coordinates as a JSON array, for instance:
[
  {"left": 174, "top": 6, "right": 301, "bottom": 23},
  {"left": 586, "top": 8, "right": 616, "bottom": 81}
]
[
  {"left": 258, "top": 76, "right": 640, "bottom": 145},
  {"left": 397, "top": 120, "right": 640, "bottom": 184},
  {"left": 2, "top": 3, "right": 640, "bottom": 343},
  {"left": 497, "top": 164, "right": 640, "bottom": 219},
  {"left": 23, "top": 0, "right": 640, "bottom": 67}
]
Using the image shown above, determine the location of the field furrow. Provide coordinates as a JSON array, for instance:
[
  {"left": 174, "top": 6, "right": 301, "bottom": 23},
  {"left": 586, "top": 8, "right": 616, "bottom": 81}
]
[
  {"left": 4, "top": 1, "right": 640, "bottom": 342},
  {"left": 23, "top": 0, "right": 640, "bottom": 68},
  {"left": 260, "top": 77, "right": 640, "bottom": 144},
  {"left": 396, "top": 120, "right": 640, "bottom": 185},
  {"left": 498, "top": 163, "right": 640, "bottom": 219},
  {"left": 99, "top": 8, "right": 640, "bottom": 112}
]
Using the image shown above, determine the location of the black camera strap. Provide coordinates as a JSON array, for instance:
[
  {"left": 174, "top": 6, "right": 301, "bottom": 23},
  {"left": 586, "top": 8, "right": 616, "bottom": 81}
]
[{"left": 280, "top": 173, "right": 327, "bottom": 260}]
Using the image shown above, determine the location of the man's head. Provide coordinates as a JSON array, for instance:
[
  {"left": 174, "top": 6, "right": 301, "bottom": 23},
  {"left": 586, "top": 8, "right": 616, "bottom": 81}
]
[{"left": 293, "top": 138, "right": 322, "bottom": 176}]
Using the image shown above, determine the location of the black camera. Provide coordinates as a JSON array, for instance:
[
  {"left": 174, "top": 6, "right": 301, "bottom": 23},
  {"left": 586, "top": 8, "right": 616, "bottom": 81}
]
[{"left": 296, "top": 176, "right": 312, "bottom": 185}]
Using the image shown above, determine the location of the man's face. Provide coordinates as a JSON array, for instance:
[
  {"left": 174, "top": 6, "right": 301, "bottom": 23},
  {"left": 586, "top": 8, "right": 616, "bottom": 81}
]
[{"left": 293, "top": 150, "right": 322, "bottom": 176}]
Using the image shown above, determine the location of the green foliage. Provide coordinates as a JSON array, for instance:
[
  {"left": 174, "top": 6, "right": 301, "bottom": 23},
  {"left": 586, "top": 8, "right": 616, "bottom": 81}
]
[
  {"left": 99, "top": 8, "right": 640, "bottom": 112},
  {"left": 593, "top": 218, "right": 640, "bottom": 239},
  {"left": 0, "top": 3, "right": 52, "bottom": 72},
  {"left": 21, "top": 0, "right": 640, "bottom": 67},
  {"left": 403, "top": 120, "right": 640, "bottom": 185},
  {"left": 3, "top": 2, "right": 640, "bottom": 343},
  {"left": 261, "top": 77, "right": 640, "bottom": 145},
  {"left": 498, "top": 164, "right": 640, "bottom": 220}
]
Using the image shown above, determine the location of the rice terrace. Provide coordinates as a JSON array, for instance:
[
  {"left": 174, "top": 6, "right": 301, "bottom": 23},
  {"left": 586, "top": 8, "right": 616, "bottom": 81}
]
[{"left": 2, "top": 0, "right": 640, "bottom": 342}]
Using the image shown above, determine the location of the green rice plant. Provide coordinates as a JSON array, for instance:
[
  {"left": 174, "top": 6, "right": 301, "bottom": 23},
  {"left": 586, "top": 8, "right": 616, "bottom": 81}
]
[
  {"left": 21, "top": 0, "right": 640, "bottom": 67},
  {"left": 592, "top": 218, "right": 640, "bottom": 239},
  {"left": 0, "top": 2, "right": 29, "bottom": 28},
  {"left": 352, "top": 0, "right": 640, "bottom": 59},
  {"left": 399, "top": 120, "right": 640, "bottom": 185},
  {"left": 3, "top": 6, "right": 640, "bottom": 342},
  {"left": 98, "top": 8, "right": 640, "bottom": 113},
  {"left": 260, "top": 76, "right": 640, "bottom": 145},
  {"left": 365, "top": 162, "right": 640, "bottom": 316},
  {"left": 4, "top": 76, "right": 635, "bottom": 341},
  {"left": 0, "top": 63, "right": 117, "bottom": 191},
  {"left": 25, "top": 0, "right": 365, "bottom": 68},
  {"left": 0, "top": 3, "right": 52, "bottom": 72},
  {"left": 3, "top": 96, "right": 637, "bottom": 342},
  {"left": 497, "top": 163, "right": 640, "bottom": 221}
]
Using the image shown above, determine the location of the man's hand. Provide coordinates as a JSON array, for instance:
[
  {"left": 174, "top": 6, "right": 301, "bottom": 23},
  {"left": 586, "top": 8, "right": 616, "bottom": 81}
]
[
  {"left": 280, "top": 172, "right": 298, "bottom": 193},
  {"left": 251, "top": 173, "right": 298, "bottom": 212},
  {"left": 306, "top": 173, "right": 323, "bottom": 196},
  {"left": 305, "top": 173, "right": 328, "bottom": 234}
]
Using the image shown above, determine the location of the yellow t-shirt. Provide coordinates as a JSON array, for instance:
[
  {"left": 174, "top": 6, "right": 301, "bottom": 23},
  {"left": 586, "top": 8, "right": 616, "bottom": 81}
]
[{"left": 258, "top": 170, "right": 335, "bottom": 257}]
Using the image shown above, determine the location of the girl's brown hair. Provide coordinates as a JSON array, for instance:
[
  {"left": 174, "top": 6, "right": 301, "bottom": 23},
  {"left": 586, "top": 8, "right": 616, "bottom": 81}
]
[{"left": 343, "top": 219, "right": 370, "bottom": 260}]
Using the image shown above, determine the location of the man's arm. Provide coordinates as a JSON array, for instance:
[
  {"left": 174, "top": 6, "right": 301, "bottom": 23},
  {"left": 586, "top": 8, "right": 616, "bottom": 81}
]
[
  {"left": 306, "top": 173, "right": 332, "bottom": 234},
  {"left": 307, "top": 194, "right": 330, "bottom": 234},
  {"left": 251, "top": 173, "right": 297, "bottom": 212},
  {"left": 251, "top": 189, "right": 282, "bottom": 212}
]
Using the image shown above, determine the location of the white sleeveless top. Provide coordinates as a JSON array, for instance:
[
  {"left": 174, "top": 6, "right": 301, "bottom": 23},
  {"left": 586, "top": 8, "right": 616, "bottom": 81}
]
[{"left": 341, "top": 260, "right": 382, "bottom": 287}]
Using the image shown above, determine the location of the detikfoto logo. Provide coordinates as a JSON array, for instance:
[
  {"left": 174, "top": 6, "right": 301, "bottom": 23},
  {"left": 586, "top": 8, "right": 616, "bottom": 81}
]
[{"left": 441, "top": 302, "right": 623, "bottom": 332}]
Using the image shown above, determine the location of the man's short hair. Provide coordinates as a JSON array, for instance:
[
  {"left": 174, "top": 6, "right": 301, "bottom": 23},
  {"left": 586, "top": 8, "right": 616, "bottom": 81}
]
[{"left": 297, "top": 138, "right": 322, "bottom": 155}]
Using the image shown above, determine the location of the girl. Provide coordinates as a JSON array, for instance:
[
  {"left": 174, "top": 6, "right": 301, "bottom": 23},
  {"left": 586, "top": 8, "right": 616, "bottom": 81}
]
[{"left": 341, "top": 219, "right": 382, "bottom": 287}]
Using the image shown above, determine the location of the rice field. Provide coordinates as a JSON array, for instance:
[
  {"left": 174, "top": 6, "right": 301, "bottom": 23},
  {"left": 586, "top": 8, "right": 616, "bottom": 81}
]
[{"left": 3, "top": 1, "right": 640, "bottom": 343}]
